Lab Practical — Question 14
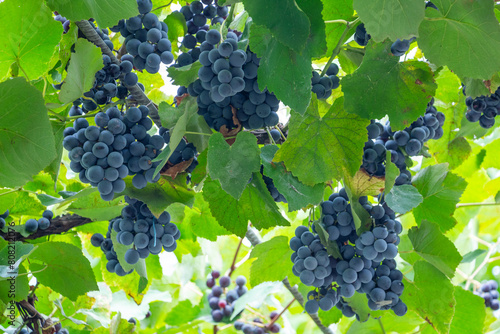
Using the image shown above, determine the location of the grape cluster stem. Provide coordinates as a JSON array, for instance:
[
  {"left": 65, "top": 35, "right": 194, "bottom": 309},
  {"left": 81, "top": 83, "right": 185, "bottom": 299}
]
[{"left": 465, "top": 238, "right": 500, "bottom": 290}]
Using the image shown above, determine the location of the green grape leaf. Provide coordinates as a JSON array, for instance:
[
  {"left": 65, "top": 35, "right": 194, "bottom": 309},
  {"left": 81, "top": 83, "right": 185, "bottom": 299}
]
[
  {"left": 249, "top": 24, "right": 312, "bottom": 116},
  {"left": 450, "top": 286, "right": 486, "bottom": 334},
  {"left": 274, "top": 97, "right": 368, "bottom": 186},
  {"left": 404, "top": 261, "right": 455, "bottom": 334},
  {"left": 207, "top": 132, "right": 261, "bottom": 199},
  {"left": 230, "top": 281, "right": 282, "bottom": 320},
  {"left": 318, "top": 307, "right": 342, "bottom": 327},
  {"left": 0, "top": 78, "right": 57, "bottom": 188},
  {"left": 408, "top": 220, "right": 462, "bottom": 278},
  {"left": 385, "top": 184, "right": 423, "bottom": 214},
  {"left": 384, "top": 151, "right": 399, "bottom": 194},
  {"left": 183, "top": 193, "right": 231, "bottom": 241},
  {"left": 428, "top": 68, "right": 471, "bottom": 170},
  {"left": 462, "top": 77, "right": 490, "bottom": 99},
  {"left": 68, "top": 189, "right": 125, "bottom": 221},
  {"left": 59, "top": 39, "right": 103, "bottom": 104},
  {"left": 412, "top": 163, "right": 467, "bottom": 232},
  {"left": 46, "top": 0, "right": 139, "bottom": 29},
  {"left": 203, "top": 176, "right": 290, "bottom": 237},
  {"left": 418, "top": 0, "right": 500, "bottom": 79},
  {"left": 242, "top": 0, "right": 310, "bottom": 52},
  {"left": 261, "top": 145, "right": 324, "bottom": 211},
  {"left": 322, "top": 0, "right": 355, "bottom": 58},
  {"left": 314, "top": 221, "right": 342, "bottom": 259},
  {"left": 353, "top": 0, "right": 424, "bottom": 42},
  {"left": 345, "top": 292, "right": 371, "bottom": 322},
  {"left": 29, "top": 242, "right": 98, "bottom": 301},
  {"left": 121, "top": 175, "right": 195, "bottom": 218},
  {"left": 166, "top": 62, "right": 202, "bottom": 87},
  {"left": 346, "top": 169, "right": 385, "bottom": 198},
  {"left": 8, "top": 192, "right": 45, "bottom": 217},
  {"left": 165, "top": 300, "right": 202, "bottom": 326},
  {"left": 0, "top": 0, "right": 62, "bottom": 81},
  {"left": 346, "top": 309, "right": 423, "bottom": 333},
  {"left": 165, "top": 11, "right": 187, "bottom": 56},
  {"left": 342, "top": 40, "right": 437, "bottom": 130},
  {"left": 45, "top": 120, "right": 66, "bottom": 185},
  {"left": 295, "top": 0, "right": 327, "bottom": 58},
  {"left": 249, "top": 236, "right": 297, "bottom": 287}
]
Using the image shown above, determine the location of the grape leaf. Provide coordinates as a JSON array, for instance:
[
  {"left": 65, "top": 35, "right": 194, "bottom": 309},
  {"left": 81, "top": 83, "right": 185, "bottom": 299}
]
[
  {"left": 165, "top": 300, "right": 202, "bottom": 326},
  {"left": 249, "top": 236, "right": 297, "bottom": 287},
  {"left": 419, "top": 0, "right": 500, "bottom": 79},
  {"left": 0, "top": 264, "right": 29, "bottom": 303},
  {"left": 111, "top": 230, "right": 147, "bottom": 278},
  {"left": 249, "top": 24, "right": 312, "bottom": 116},
  {"left": 121, "top": 175, "right": 195, "bottom": 218},
  {"left": 203, "top": 176, "right": 290, "bottom": 237},
  {"left": 322, "top": 0, "right": 355, "bottom": 57},
  {"left": 45, "top": 120, "right": 66, "bottom": 185},
  {"left": 342, "top": 40, "right": 437, "bottom": 130},
  {"left": 68, "top": 191, "right": 125, "bottom": 221},
  {"left": 0, "top": 0, "right": 62, "bottom": 81},
  {"left": 274, "top": 97, "right": 368, "bottom": 186},
  {"left": 404, "top": 261, "right": 455, "bottom": 334},
  {"left": 164, "top": 11, "right": 187, "bottom": 55},
  {"left": 353, "top": 0, "right": 424, "bottom": 43},
  {"left": 385, "top": 184, "right": 423, "bottom": 214},
  {"left": 461, "top": 249, "right": 487, "bottom": 263},
  {"left": 450, "top": 286, "right": 486, "bottom": 334},
  {"left": 462, "top": 77, "right": 490, "bottom": 99},
  {"left": 59, "top": 39, "right": 103, "bottom": 104},
  {"left": 295, "top": 0, "right": 327, "bottom": 58},
  {"left": 46, "top": 0, "right": 139, "bottom": 29},
  {"left": 428, "top": 68, "right": 471, "bottom": 170},
  {"left": 29, "top": 242, "right": 98, "bottom": 301},
  {"left": 408, "top": 220, "right": 462, "bottom": 278},
  {"left": 261, "top": 145, "right": 324, "bottom": 211},
  {"left": 207, "top": 132, "right": 261, "bottom": 200},
  {"left": 166, "top": 62, "right": 202, "bottom": 87},
  {"left": 242, "top": 0, "right": 310, "bottom": 52},
  {"left": 384, "top": 151, "right": 399, "bottom": 194},
  {"left": 0, "top": 78, "right": 57, "bottom": 188},
  {"left": 346, "top": 169, "right": 385, "bottom": 198},
  {"left": 412, "top": 163, "right": 467, "bottom": 232}
]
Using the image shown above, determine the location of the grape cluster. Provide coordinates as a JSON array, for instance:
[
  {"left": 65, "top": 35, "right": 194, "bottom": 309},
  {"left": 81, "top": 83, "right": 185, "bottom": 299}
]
[
  {"left": 69, "top": 56, "right": 138, "bottom": 114},
  {"left": 111, "top": 1, "right": 174, "bottom": 73},
  {"left": 22, "top": 210, "right": 54, "bottom": 234},
  {"left": 354, "top": 23, "right": 371, "bottom": 46},
  {"left": 233, "top": 311, "right": 281, "bottom": 334},
  {"left": 54, "top": 12, "right": 70, "bottom": 34},
  {"left": 189, "top": 32, "right": 280, "bottom": 131},
  {"left": 0, "top": 210, "right": 9, "bottom": 230},
  {"left": 311, "top": 64, "right": 340, "bottom": 100},
  {"left": 64, "top": 105, "right": 164, "bottom": 200},
  {"left": 176, "top": 0, "right": 230, "bottom": 67},
  {"left": 159, "top": 127, "right": 199, "bottom": 172},
  {"left": 362, "top": 98, "right": 445, "bottom": 185},
  {"left": 91, "top": 197, "right": 179, "bottom": 275},
  {"left": 465, "top": 87, "right": 500, "bottom": 129},
  {"left": 305, "top": 287, "right": 341, "bottom": 314},
  {"left": 206, "top": 271, "right": 247, "bottom": 322},
  {"left": 475, "top": 280, "right": 500, "bottom": 310},
  {"left": 260, "top": 166, "right": 286, "bottom": 203}
]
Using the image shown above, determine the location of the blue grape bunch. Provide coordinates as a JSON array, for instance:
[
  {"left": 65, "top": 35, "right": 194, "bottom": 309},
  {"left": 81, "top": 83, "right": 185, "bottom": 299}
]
[
  {"left": 64, "top": 105, "right": 166, "bottom": 200},
  {"left": 111, "top": 0, "right": 174, "bottom": 73},
  {"left": 175, "top": 0, "right": 230, "bottom": 67},
  {"left": 91, "top": 196, "right": 179, "bottom": 276},
  {"left": 464, "top": 87, "right": 500, "bottom": 129},
  {"left": 311, "top": 63, "right": 340, "bottom": 100},
  {"left": 362, "top": 98, "right": 445, "bottom": 185},
  {"left": 54, "top": 12, "right": 70, "bottom": 34},
  {"left": 475, "top": 280, "right": 500, "bottom": 310},
  {"left": 293, "top": 188, "right": 407, "bottom": 317},
  {"left": 206, "top": 271, "right": 248, "bottom": 322}
]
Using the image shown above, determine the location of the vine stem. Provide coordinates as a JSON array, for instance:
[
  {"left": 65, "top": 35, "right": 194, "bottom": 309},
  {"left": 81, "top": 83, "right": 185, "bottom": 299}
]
[
  {"left": 184, "top": 131, "right": 213, "bottom": 136},
  {"left": 227, "top": 237, "right": 244, "bottom": 278},
  {"left": 244, "top": 227, "right": 335, "bottom": 334},
  {"left": 74, "top": 20, "right": 161, "bottom": 127},
  {"left": 465, "top": 239, "right": 500, "bottom": 290},
  {"left": 0, "top": 187, "right": 23, "bottom": 197},
  {"left": 213, "top": 325, "right": 218, "bottom": 333},
  {"left": 266, "top": 298, "right": 296, "bottom": 330},
  {"left": 265, "top": 127, "right": 276, "bottom": 145},
  {"left": 324, "top": 19, "right": 348, "bottom": 25},
  {"left": 47, "top": 109, "right": 66, "bottom": 122},
  {"left": 320, "top": 17, "right": 360, "bottom": 77}
]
